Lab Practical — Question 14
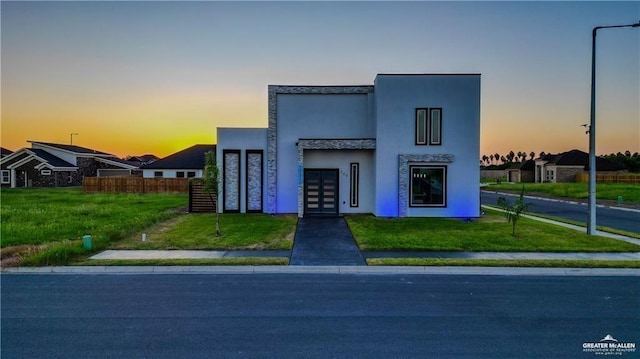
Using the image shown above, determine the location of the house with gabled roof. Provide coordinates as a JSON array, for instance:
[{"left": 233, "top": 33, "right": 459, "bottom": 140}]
[
  {"left": 141, "top": 144, "right": 216, "bottom": 179},
  {"left": 0, "top": 141, "right": 138, "bottom": 188},
  {"left": 533, "top": 149, "right": 626, "bottom": 183},
  {"left": 216, "top": 73, "right": 481, "bottom": 218},
  {"left": 1, "top": 147, "right": 13, "bottom": 158}
]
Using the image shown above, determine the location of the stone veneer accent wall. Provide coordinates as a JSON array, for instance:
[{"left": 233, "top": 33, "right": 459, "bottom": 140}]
[
  {"left": 296, "top": 139, "right": 376, "bottom": 217},
  {"left": 398, "top": 154, "right": 454, "bottom": 217},
  {"left": 223, "top": 151, "right": 240, "bottom": 212},
  {"left": 246, "top": 151, "right": 263, "bottom": 212},
  {"left": 267, "top": 85, "right": 374, "bottom": 214}
]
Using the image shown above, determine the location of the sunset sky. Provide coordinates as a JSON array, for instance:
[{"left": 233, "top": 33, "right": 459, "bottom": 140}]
[{"left": 1, "top": 1, "right": 638, "bottom": 159}]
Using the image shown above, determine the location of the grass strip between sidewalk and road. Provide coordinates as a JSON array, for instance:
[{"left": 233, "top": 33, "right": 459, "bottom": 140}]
[
  {"left": 367, "top": 258, "right": 640, "bottom": 268},
  {"left": 78, "top": 257, "right": 289, "bottom": 266}
]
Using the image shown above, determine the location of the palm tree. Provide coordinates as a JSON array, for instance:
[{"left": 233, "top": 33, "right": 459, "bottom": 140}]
[
  {"left": 507, "top": 151, "right": 515, "bottom": 163},
  {"left": 489, "top": 154, "right": 495, "bottom": 165},
  {"left": 529, "top": 151, "right": 535, "bottom": 160}
]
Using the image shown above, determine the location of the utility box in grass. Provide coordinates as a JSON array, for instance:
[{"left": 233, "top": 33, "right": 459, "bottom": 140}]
[{"left": 82, "top": 235, "right": 93, "bottom": 251}]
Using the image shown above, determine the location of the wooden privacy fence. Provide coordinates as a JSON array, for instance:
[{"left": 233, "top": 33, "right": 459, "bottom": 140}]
[
  {"left": 189, "top": 179, "right": 216, "bottom": 213},
  {"left": 575, "top": 173, "right": 640, "bottom": 184},
  {"left": 83, "top": 177, "right": 189, "bottom": 193}
]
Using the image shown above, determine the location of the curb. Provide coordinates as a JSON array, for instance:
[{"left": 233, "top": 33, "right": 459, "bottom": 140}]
[{"left": 2, "top": 265, "right": 639, "bottom": 276}]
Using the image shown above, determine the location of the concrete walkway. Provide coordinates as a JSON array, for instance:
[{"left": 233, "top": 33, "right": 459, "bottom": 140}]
[{"left": 289, "top": 217, "right": 366, "bottom": 266}]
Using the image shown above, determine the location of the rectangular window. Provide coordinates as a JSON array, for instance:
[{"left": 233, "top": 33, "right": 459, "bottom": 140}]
[
  {"left": 415, "top": 109, "right": 427, "bottom": 145},
  {"left": 1, "top": 170, "right": 9, "bottom": 184},
  {"left": 350, "top": 163, "right": 359, "bottom": 207},
  {"left": 176, "top": 171, "right": 185, "bottom": 178},
  {"left": 154, "top": 171, "right": 163, "bottom": 178},
  {"left": 41, "top": 169, "right": 52, "bottom": 176},
  {"left": 429, "top": 108, "right": 442, "bottom": 145},
  {"left": 187, "top": 171, "right": 196, "bottom": 178},
  {"left": 410, "top": 165, "right": 447, "bottom": 207}
]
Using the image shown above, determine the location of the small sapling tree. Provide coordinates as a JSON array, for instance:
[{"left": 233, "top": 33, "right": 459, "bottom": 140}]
[
  {"left": 497, "top": 188, "right": 529, "bottom": 237},
  {"left": 202, "top": 150, "right": 221, "bottom": 236}
]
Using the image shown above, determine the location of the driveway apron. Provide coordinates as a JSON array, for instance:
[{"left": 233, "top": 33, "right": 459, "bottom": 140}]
[{"left": 290, "top": 217, "right": 366, "bottom": 266}]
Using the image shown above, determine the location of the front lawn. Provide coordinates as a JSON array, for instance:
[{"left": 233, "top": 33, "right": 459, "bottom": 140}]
[
  {"left": 0, "top": 187, "right": 187, "bottom": 247},
  {"left": 111, "top": 213, "right": 297, "bottom": 250},
  {"left": 346, "top": 210, "right": 640, "bottom": 252}
]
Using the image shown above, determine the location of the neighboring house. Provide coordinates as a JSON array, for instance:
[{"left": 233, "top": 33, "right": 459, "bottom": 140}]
[
  {"left": 0, "top": 141, "right": 139, "bottom": 188},
  {"left": 216, "top": 73, "right": 481, "bottom": 218},
  {"left": 505, "top": 160, "right": 535, "bottom": 183},
  {"left": 141, "top": 144, "right": 216, "bottom": 179},
  {"left": 127, "top": 154, "right": 160, "bottom": 166},
  {"left": 533, "top": 149, "right": 626, "bottom": 183},
  {"left": 1, "top": 147, "right": 13, "bottom": 158}
]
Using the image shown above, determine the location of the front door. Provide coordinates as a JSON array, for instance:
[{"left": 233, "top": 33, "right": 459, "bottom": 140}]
[{"left": 304, "top": 169, "right": 338, "bottom": 216}]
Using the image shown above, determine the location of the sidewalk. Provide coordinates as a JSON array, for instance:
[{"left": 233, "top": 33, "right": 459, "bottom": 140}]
[{"left": 88, "top": 249, "right": 640, "bottom": 261}]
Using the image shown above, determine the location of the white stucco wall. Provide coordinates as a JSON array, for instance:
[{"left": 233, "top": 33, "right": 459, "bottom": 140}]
[
  {"left": 216, "top": 127, "right": 268, "bottom": 213},
  {"left": 276, "top": 93, "right": 374, "bottom": 213},
  {"left": 303, "top": 150, "right": 375, "bottom": 214},
  {"left": 142, "top": 169, "right": 203, "bottom": 179},
  {"left": 373, "top": 74, "right": 481, "bottom": 217}
]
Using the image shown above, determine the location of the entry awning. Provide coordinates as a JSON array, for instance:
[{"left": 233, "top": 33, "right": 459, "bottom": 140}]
[{"left": 296, "top": 138, "right": 376, "bottom": 150}]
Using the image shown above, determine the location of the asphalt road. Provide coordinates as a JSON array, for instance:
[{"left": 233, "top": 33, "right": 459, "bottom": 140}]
[
  {"left": 2, "top": 273, "right": 638, "bottom": 358},
  {"left": 481, "top": 191, "right": 640, "bottom": 234}
]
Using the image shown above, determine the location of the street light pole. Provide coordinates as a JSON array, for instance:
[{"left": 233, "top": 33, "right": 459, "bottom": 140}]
[{"left": 588, "top": 21, "right": 640, "bottom": 235}]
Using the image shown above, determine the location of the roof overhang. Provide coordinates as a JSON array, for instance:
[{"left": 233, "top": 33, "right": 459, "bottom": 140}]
[
  {"left": 296, "top": 138, "right": 376, "bottom": 150},
  {"left": 94, "top": 157, "right": 139, "bottom": 169}
]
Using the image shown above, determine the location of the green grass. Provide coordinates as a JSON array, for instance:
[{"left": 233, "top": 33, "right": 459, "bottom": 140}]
[
  {"left": 486, "top": 182, "right": 640, "bottom": 203},
  {"left": 111, "top": 213, "right": 297, "bottom": 250},
  {"left": 79, "top": 258, "right": 289, "bottom": 266},
  {"left": 367, "top": 258, "right": 640, "bottom": 268},
  {"left": 0, "top": 187, "right": 187, "bottom": 248},
  {"left": 502, "top": 209, "right": 640, "bottom": 239},
  {"left": 345, "top": 210, "right": 640, "bottom": 252}
]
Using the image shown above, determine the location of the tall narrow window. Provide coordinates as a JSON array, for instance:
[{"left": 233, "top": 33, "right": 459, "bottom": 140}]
[
  {"left": 409, "top": 165, "right": 447, "bottom": 207},
  {"left": 429, "top": 108, "right": 442, "bottom": 145},
  {"left": 350, "top": 163, "right": 359, "bottom": 207},
  {"left": 415, "top": 109, "right": 427, "bottom": 145},
  {"left": 1, "top": 170, "right": 10, "bottom": 184}
]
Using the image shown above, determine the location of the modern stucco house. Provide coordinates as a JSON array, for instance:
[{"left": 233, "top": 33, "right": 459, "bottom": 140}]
[{"left": 216, "top": 74, "right": 481, "bottom": 218}]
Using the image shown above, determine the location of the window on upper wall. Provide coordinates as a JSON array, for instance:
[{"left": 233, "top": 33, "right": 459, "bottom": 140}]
[
  {"left": 429, "top": 108, "right": 442, "bottom": 145},
  {"left": 176, "top": 171, "right": 185, "bottom": 178},
  {"left": 154, "top": 171, "right": 163, "bottom": 178},
  {"left": 187, "top": 172, "right": 196, "bottom": 178},
  {"left": 415, "top": 108, "right": 443, "bottom": 146},
  {"left": 1, "top": 170, "right": 9, "bottom": 184},
  {"left": 410, "top": 165, "right": 447, "bottom": 207}
]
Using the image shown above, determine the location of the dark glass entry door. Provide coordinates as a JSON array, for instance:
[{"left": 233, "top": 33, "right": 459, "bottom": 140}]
[{"left": 304, "top": 169, "right": 338, "bottom": 215}]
